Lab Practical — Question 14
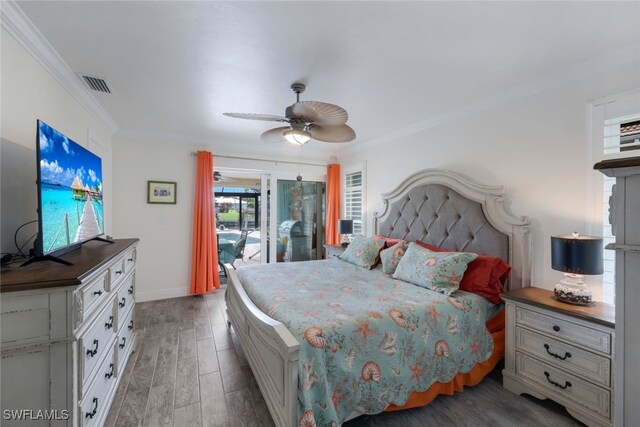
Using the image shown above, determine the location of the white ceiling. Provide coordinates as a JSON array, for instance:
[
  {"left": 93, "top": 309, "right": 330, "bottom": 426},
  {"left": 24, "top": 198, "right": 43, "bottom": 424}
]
[{"left": 15, "top": 1, "right": 640, "bottom": 160}]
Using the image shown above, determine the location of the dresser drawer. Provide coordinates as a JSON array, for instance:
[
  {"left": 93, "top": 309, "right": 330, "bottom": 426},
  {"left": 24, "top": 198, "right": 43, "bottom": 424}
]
[
  {"left": 77, "top": 270, "right": 109, "bottom": 320},
  {"left": 123, "top": 247, "right": 137, "bottom": 275},
  {"left": 516, "top": 352, "right": 610, "bottom": 419},
  {"left": 115, "top": 273, "right": 135, "bottom": 326},
  {"left": 79, "top": 300, "right": 117, "bottom": 389},
  {"left": 515, "top": 327, "right": 611, "bottom": 387},
  {"left": 515, "top": 307, "right": 612, "bottom": 354},
  {"left": 116, "top": 307, "right": 135, "bottom": 374},
  {"left": 79, "top": 344, "right": 117, "bottom": 427},
  {"left": 109, "top": 256, "right": 127, "bottom": 290}
]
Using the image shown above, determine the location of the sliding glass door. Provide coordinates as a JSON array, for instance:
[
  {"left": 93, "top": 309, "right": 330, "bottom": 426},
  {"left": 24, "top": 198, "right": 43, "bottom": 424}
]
[
  {"left": 274, "top": 179, "right": 324, "bottom": 262},
  {"left": 261, "top": 175, "right": 325, "bottom": 263}
]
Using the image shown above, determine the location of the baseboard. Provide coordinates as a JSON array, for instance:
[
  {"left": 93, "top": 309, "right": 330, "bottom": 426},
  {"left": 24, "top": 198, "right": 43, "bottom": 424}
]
[
  {"left": 135, "top": 285, "right": 226, "bottom": 302},
  {"left": 136, "top": 287, "right": 191, "bottom": 302}
]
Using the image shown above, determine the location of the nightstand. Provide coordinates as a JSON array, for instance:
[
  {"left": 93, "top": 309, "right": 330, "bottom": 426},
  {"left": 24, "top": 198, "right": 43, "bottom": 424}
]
[
  {"left": 502, "top": 287, "right": 615, "bottom": 427},
  {"left": 323, "top": 244, "right": 346, "bottom": 259}
]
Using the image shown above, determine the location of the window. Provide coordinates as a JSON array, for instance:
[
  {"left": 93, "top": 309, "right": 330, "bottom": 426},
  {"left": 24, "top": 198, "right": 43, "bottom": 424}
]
[
  {"left": 604, "top": 115, "right": 640, "bottom": 154},
  {"left": 344, "top": 169, "right": 364, "bottom": 235}
]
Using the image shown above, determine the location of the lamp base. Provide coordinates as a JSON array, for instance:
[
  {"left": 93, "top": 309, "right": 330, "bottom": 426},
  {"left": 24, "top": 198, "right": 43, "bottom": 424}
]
[
  {"left": 340, "top": 234, "right": 351, "bottom": 247},
  {"left": 554, "top": 275, "right": 593, "bottom": 305}
]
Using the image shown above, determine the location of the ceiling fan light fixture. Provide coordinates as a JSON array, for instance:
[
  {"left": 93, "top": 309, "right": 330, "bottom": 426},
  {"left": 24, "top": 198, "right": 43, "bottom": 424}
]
[
  {"left": 283, "top": 128, "right": 311, "bottom": 145},
  {"left": 226, "top": 82, "right": 355, "bottom": 145}
]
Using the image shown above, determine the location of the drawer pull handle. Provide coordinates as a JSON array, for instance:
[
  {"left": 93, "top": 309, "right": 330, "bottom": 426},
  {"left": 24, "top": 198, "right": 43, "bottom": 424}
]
[
  {"left": 553, "top": 325, "right": 560, "bottom": 332},
  {"left": 85, "top": 397, "right": 98, "bottom": 419},
  {"left": 119, "top": 337, "right": 127, "bottom": 349},
  {"left": 105, "top": 316, "right": 114, "bottom": 329},
  {"left": 93, "top": 290, "right": 103, "bottom": 296},
  {"left": 544, "top": 344, "right": 571, "bottom": 360},
  {"left": 105, "top": 363, "right": 114, "bottom": 379},
  {"left": 119, "top": 297, "right": 126, "bottom": 308},
  {"left": 127, "top": 258, "right": 134, "bottom": 262},
  {"left": 115, "top": 270, "right": 123, "bottom": 275},
  {"left": 128, "top": 286, "right": 134, "bottom": 295},
  {"left": 128, "top": 320, "right": 134, "bottom": 330},
  {"left": 544, "top": 371, "right": 571, "bottom": 389},
  {"left": 86, "top": 339, "right": 99, "bottom": 357}
]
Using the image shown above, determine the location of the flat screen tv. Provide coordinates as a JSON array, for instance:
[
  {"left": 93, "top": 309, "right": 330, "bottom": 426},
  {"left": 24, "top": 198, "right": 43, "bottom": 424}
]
[{"left": 32, "top": 120, "right": 105, "bottom": 262}]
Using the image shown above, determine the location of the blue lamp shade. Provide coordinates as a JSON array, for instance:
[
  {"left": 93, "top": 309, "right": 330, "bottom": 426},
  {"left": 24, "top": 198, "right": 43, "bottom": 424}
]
[
  {"left": 338, "top": 219, "right": 354, "bottom": 235},
  {"left": 551, "top": 234, "right": 603, "bottom": 275}
]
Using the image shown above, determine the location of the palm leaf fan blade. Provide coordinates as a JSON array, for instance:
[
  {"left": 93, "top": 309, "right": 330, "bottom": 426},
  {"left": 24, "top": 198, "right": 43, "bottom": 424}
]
[{"left": 309, "top": 124, "right": 356, "bottom": 143}]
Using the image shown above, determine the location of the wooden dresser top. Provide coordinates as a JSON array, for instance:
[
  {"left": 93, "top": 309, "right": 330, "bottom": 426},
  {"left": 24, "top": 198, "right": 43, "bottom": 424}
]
[
  {"left": 593, "top": 156, "right": 640, "bottom": 170},
  {"left": 0, "top": 238, "right": 138, "bottom": 293},
  {"left": 501, "top": 287, "right": 615, "bottom": 329}
]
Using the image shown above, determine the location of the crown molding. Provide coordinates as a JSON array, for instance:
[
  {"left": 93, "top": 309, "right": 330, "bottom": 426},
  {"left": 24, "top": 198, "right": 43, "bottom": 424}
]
[
  {"left": 346, "top": 42, "right": 640, "bottom": 155},
  {"left": 1, "top": 1, "right": 119, "bottom": 134}
]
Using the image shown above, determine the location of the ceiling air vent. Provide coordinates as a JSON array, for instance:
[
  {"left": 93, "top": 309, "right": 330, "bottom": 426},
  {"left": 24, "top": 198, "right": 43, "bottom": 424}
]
[{"left": 80, "top": 75, "right": 111, "bottom": 93}]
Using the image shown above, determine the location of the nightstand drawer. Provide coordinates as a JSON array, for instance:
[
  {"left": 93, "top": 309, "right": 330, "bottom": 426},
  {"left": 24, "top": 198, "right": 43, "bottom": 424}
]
[
  {"left": 515, "top": 327, "right": 611, "bottom": 387},
  {"left": 516, "top": 352, "right": 610, "bottom": 420},
  {"left": 516, "top": 307, "right": 611, "bottom": 354}
]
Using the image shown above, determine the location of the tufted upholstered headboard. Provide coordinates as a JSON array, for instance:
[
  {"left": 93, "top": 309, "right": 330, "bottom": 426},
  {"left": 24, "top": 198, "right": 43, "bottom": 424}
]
[{"left": 373, "top": 169, "right": 532, "bottom": 290}]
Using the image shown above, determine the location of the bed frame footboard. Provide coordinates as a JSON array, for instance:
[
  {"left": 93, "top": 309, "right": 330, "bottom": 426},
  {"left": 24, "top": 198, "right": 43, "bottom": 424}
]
[{"left": 225, "top": 266, "right": 300, "bottom": 427}]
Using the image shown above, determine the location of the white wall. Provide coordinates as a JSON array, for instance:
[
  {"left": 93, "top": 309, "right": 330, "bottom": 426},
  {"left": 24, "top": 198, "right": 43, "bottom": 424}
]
[
  {"left": 0, "top": 28, "right": 113, "bottom": 254},
  {"left": 111, "top": 136, "right": 327, "bottom": 302},
  {"left": 340, "top": 64, "right": 640, "bottom": 302}
]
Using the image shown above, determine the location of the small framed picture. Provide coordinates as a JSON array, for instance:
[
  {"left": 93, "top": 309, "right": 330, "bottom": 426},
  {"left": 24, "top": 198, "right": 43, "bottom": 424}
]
[{"left": 147, "top": 181, "right": 177, "bottom": 204}]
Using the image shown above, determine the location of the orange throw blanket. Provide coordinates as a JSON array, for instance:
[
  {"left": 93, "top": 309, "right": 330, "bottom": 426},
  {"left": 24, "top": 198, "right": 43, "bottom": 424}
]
[{"left": 386, "top": 308, "right": 505, "bottom": 411}]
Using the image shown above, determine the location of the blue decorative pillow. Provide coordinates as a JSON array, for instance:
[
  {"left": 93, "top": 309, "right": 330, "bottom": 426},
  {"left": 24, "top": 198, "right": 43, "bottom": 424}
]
[
  {"left": 393, "top": 242, "right": 478, "bottom": 295},
  {"left": 380, "top": 241, "right": 408, "bottom": 274},
  {"left": 339, "top": 235, "right": 386, "bottom": 269}
]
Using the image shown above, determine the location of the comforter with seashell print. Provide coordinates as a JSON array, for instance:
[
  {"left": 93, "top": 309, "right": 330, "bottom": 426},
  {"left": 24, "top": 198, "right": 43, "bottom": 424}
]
[{"left": 236, "top": 258, "right": 501, "bottom": 427}]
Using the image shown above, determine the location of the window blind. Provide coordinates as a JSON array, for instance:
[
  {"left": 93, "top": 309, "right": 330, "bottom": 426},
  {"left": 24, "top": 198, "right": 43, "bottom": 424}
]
[
  {"left": 345, "top": 171, "right": 363, "bottom": 235},
  {"left": 603, "top": 114, "right": 640, "bottom": 154}
]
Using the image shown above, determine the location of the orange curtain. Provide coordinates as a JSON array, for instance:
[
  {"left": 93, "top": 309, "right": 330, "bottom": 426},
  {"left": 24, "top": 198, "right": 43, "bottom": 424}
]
[
  {"left": 326, "top": 164, "right": 341, "bottom": 245},
  {"left": 190, "top": 151, "right": 220, "bottom": 294}
]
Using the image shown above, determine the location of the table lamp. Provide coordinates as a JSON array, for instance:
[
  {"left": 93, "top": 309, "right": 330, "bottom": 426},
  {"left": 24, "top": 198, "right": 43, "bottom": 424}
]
[
  {"left": 551, "top": 232, "right": 603, "bottom": 305},
  {"left": 338, "top": 219, "right": 354, "bottom": 247}
]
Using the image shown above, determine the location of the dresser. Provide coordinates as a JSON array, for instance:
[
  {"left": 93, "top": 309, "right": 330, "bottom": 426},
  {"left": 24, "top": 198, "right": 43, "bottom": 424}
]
[
  {"left": 502, "top": 287, "right": 615, "bottom": 427},
  {"left": 595, "top": 156, "right": 640, "bottom": 427},
  {"left": 0, "top": 239, "right": 138, "bottom": 426},
  {"left": 323, "top": 243, "right": 346, "bottom": 259}
]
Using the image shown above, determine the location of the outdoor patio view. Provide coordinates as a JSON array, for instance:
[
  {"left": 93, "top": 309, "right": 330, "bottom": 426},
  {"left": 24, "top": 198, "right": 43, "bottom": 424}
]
[
  {"left": 213, "top": 180, "right": 325, "bottom": 268},
  {"left": 215, "top": 186, "right": 261, "bottom": 266}
]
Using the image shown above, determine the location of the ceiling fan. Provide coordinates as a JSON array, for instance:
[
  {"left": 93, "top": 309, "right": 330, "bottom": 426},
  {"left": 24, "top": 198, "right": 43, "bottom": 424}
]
[{"left": 223, "top": 83, "right": 356, "bottom": 145}]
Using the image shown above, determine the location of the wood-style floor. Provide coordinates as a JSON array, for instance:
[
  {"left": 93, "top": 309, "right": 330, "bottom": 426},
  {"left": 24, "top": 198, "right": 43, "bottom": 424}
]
[{"left": 105, "top": 291, "right": 584, "bottom": 427}]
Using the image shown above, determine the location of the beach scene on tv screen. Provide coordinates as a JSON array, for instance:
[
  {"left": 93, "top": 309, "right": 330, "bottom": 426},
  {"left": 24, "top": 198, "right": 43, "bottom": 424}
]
[{"left": 39, "top": 121, "right": 103, "bottom": 254}]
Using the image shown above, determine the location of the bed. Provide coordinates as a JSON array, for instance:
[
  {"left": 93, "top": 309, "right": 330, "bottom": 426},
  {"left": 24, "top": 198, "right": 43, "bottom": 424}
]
[{"left": 225, "top": 169, "right": 532, "bottom": 426}]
